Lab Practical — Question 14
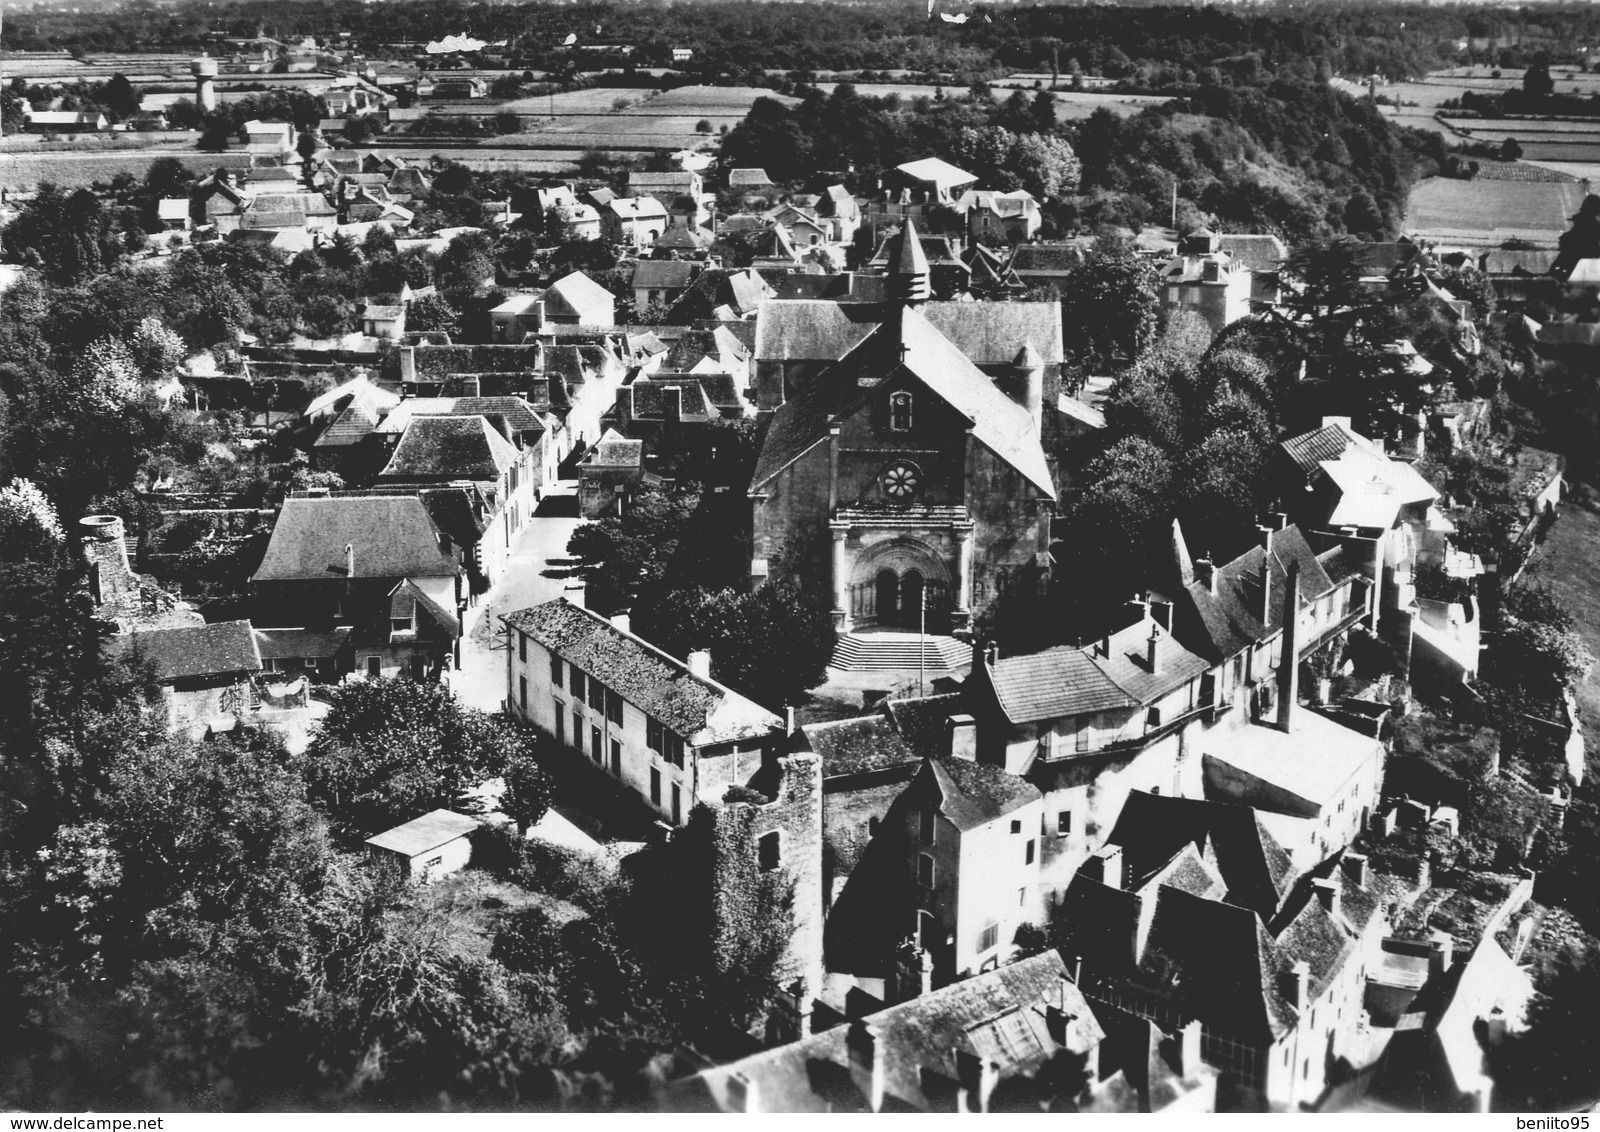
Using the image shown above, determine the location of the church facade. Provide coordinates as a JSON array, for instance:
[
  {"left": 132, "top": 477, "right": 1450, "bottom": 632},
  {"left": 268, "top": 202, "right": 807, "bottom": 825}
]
[{"left": 747, "top": 223, "right": 1058, "bottom": 633}]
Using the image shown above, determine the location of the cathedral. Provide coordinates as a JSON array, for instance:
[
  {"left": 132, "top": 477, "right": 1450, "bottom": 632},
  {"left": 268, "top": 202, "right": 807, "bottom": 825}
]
[{"left": 747, "top": 222, "right": 1059, "bottom": 636}]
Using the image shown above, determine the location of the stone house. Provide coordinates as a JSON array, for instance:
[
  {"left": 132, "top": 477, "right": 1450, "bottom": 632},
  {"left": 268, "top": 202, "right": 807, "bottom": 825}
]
[
  {"left": 109, "top": 619, "right": 264, "bottom": 738},
  {"left": 501, "top": 596, "right": 822, "bottom": 1003},
  {"left": 251, "top": 494, "right": 464, "bottom": 679},
  {"left": 956, "top": 189, "right": 1042, "bottom": 245},
  {"left": 1160, "top": 231, "right": 1254, "bottom": 335},
  {"left": 1059, "top": 792, "right": 1423, "bottom": 1111},
  {"left": 576, "top": 428, "right": 645, "bottom": 518},
  {"left": 603, "top": 196, "right": 669, "bottom": 250}
]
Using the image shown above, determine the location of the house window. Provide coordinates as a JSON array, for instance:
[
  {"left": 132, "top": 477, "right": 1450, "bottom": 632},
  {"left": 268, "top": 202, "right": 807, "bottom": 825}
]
[
  {"left": 647, "top": 717, "right": 663, "bottom": 754},
  {"left": 758, "top": 831, "right": 781, "bottom": 872},
  {"left": 1010, "top": 819, "right": 1022, "bottom": 835},
  {"left": 919, "top": 807, "right": 935, "bottom": 845},
  {"left": 588, "top": 679, "right": 606, "bottom": 713},
  {"left": 663, "top": 732, "right": 685, "bottom": 769},
  {"left": 1074, "top": 717, "right": 1090, "bottom": 753},
  {"left": 1025, "top": 838, "right": 1035, "bottom": 866},
  {"left": 610, "top": 738, "right": 622, "bottom": 775},
  {"left": 1019, "top": 887, "right": 1027, "bottom": 907},
  {"left": 606, "top": 689, "right": 624, "bottom": 725},
  {"left": 650, "top": 767, "right": 661, "bottom": 805},
  {"left": 424, "top": 855, "right": 443, "bottom": 868},
  {"left": 519, "top": 633, "right": 527, "bottom": 662},
  {"left": 555, "top": 700, "right": 565, "bottom": 746},
  {"left": 888, "top": 390, "right": 913, "bottom": 431},
  {"left": 917, "top": 853, "right": 934, "bottom": 888},
  {"left": 591, "top": 726, "right": 602, "bottom": 763},
  {"left": 977, "top": 921, "right": 999, "bottom": 953},
  {"left": 571, "top": 708, "right": 584, "bottom": 748},
  {"left": 1057, "top": 812, "right": 1072, "bottom": 837},
  {"left": 391, "top": 616, "right": 412, "bottom": 634},
  {"left": 550, "top": 655, "right": 563, "bottom": 685},
  {"left": 518, "top": 676, "right": 527, "bottom": 712},
  {"left": 571, "top": 668, "right": 586, "bottom": 699},
  {"left": 366, "top": 656, "right": 381, "bottom": 677},
  {"left": 671, "top": 784, "right": 681, "bottom": 824}
]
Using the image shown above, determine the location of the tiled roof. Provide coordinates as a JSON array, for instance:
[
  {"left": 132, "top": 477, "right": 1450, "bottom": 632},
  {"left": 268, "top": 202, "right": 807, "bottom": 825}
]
[
  {"left": 632, "top": 259, "right": 701, "bottom": 290},
  {"left": 380, "top": 415, "right": 521, "bottom": 480},
  {"left": 728, "top": 168, "right": 774, "bottom": 186},
  {"left": 581, "top": 427, "right": 642, "bottom": 467},
  {"left": 753, "top": 299, "right": 1063, "bottom": 368},
  {"left": 361, "top": 303, "right": 404, "bottom": 321},
  {"left": 411, "top": 344, "right": 542, "bottom": 378},
  {"left": 1103, "top": 791, "right": 1295, "bottom": 922},
  {"left": 882, "top": 693, "right": 964, "bottom": 760},
  {"left": 682, "top": 952, "right": 1096, "bottom": 1113},
  {"left": 1006, "top": 243, "right": 1086, "bottom": 275},
  {"left": 366, "top": 808, "right": 478, "bottom": 856},
  {"left": 502, "top": 598, "right": 780, "bottom": 744},
  {"left": 750, "top": 304, "right": 1055, "bottom": 498},
  {"left": 1215, "top": 234, "right": 1288, "bottom": 273},
  {"left": 313, "top": 386, "right": 390, "bottom": 447},
  {"left": 111, "top": 619, "right": 262, "bottom": 682},
  {"left": 927, "top": 756, "right": 1040, "bottom": 831},
  {"left": 801, "top": 714, "right": 918, "bottom": 778},
  {"left": 253, "top": 495, "right": 461, "bottom": 582},
  {"left": 1173, "top": 523, "right": 1339, "bottom": 662},
  {"left": 253, "top": 626, "right": 352, "bottom": 660},
  {"left": 419, "top": 485, "right": 490, "bottom": 547},
  {"left": 985, "top": 646, "right": 1135, "bottom": 724}
]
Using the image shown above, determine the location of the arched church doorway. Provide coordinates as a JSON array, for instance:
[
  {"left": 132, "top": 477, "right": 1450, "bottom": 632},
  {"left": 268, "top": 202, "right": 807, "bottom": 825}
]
[
  {"left": 900, "top": 570, "right": 925, "bottom": 628},
  {"left": 875, "top": 569, "right": 899, "bottom": 623}
]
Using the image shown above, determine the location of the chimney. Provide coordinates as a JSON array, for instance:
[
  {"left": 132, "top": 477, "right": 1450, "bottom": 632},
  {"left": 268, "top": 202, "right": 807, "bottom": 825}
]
[
  {"left": 847, "top": 1021, "right": 886, "bottom": 1113},
  {"left": 769, "top": 978, "right": 812, "bottom": 1043},
  {"left": 687, "top": 649, "right": 712, "bottom": 680},
  {"left": 1045, "top": 976, "right": 1077, "bottom": 1041},
  {"left": 458, "top": 375, "right": 481, "bottom": 397},
  {"left": 399, "top": 345, "right": 416, "bottom": 382},
  {"left": 345, "top": 541, "right": 356, "bottom": 581},
  {"left": 616, "top": 385, "right": 635, "bottom": 422},
  {"left": 1273, "top": 511, "right": 1289, "bottom": 531},
  {"left": 1195, "top": 556, "right": 1217, "bottom": 595},
  {"left": 534, "top": 298, "right": 547, "bottom": 333},
  {"left": 1172, "top": 1019, "right": 1203, "bottom": 1079},
  {"left": 661, "top": 385, "right": 682, "bottom": 423},
  {"left": 1257, "top": 523, "right": 1274, "bottom": 554},
  {"left": 784, "top": 704, "right": 797, "bottom": 736},
  {"left": 564, "top": 580, "right": 586, "bottom": 608},
  {"left": 1283, "top": 961, "right": 1310, "bottom": 1014},
  {"left": 1146, "top": 625, "right": 1161, "bottom": 674},
  {"left": 945, "top": 713, "right": 977, "bottom": 761},
  {"left": 893, "top": 940, "right": 934, "bottom": 1003},
  {"left": 725, "top": 1070, "right": 759, "bottom": 1113},
  {"left": 956, "top": 1048, "right": 1001, "bottom": 1114},
  {"left": 610, "top": 611, "right": 631, "bottom": 634},
  {"left": 1259, "top": 560, "right": 1272, "bottom": 627},
  {"left": 1275, "top": 559, "right": 1301, "bottom": 733},
  {"left": 1341, "top": 852, "right": 1369, "bottom": 886},
  {"left": 1090, "top": 843, "right": 1124, "bottom": 890},
  {"left": 1430, "top": 930, "right": 1455, "bottom": 977},
  {"left": 985, "top": 642, "right": 999, "bottom": 667},
  {"left": 1313, "top": 877, "right": 1340, "bottom": 917}
]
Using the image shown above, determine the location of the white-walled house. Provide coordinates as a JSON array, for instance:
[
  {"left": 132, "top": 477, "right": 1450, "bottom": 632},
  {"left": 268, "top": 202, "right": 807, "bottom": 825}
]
[{"left": 502, "top": 598, "right": 782, "bottom": 826}]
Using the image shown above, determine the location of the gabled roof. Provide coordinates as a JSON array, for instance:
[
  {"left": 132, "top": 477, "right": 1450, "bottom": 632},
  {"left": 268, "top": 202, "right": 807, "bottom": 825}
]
[
  {"left": 158, "top": 198, "right": 191, "bottom": 221},
  {"left": 580, "top": 427, "right": 642, "bottom": 467},
  {"left": 683, "top": 952, "right": 1097, "bottom": 1113},
  {"left": 728, "top": 167, "right": 774, "bottom": 187},
  {"left": 365, "top": 808, "right": 478, "bottom": 856},
  {"left": 749, "top": 304, "right": 1055, "bottom": 498},
  {"left": 111, "top": 619, "right": 262, "bottom": 682},
  {"left": 924, "top": 756, "right": 1040, "bottom": 832},
  {"left": 546, "top": 271, "right": 616, "bottom": 323},
  {"left": 253, "top": 625, "right": 352, "bottom": 660},
  {"left": 984, "top": 646, "right": 1135, "bottom": 724},
  {"left": 1171, "top": 522, "right": 1339, "bottom": 663},
  {"left": 1201, "top": 708, "right": 1383, "bottom": 814},
  {"left": 379, "top": 414, "right": 521, "bottom": 480},
  {"left": 502, "top": 598, "right": 780, "bottom": 745},
  {"left": 253, "top": 495, "right": 461, "bottom": 582},
  {"left": 1280, "top": 422, "right": 1438, "bottom": 528},
  {"left": 302, "top": 373, "right": 399, "bottom": 421},
  {"left": 1215, "top": 234, "right": 1288, "bottom": 273},
  {"left": 795, "top": 693, "right": 960, "bottom": 778},
  {"left": 632, "top": 259, "right": 701, "bottom": 290},
  {"left": 607, "top": 196, "right": 668, "bottom": 220},
  {"left": 388, "top": 577, "right": 460, "bottom": 636},
  {"left": 753, "top": 299, "right": 1063, "bottom": 369}
]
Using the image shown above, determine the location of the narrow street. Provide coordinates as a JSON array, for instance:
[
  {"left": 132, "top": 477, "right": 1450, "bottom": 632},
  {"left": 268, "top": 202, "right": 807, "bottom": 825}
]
[{"left": 449, "top": 483, "right": 585, "bottom": 712}]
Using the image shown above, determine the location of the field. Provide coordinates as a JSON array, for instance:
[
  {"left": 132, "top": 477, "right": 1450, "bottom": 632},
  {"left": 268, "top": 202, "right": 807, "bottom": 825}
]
[
  {"left": 811, "top": 81, "right": 1166, "bottom": 119},
  {"left": 0, "top": 148, "right": 253, "bottom": 192},
  {"left": 1405, "top": 175, "right": 1586, "bottom": 247}
]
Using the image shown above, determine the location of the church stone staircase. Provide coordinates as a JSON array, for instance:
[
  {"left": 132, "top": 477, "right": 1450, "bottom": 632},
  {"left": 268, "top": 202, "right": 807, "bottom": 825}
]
[{"left": 829, "top": 630, "right": 972, "bottom": 673}]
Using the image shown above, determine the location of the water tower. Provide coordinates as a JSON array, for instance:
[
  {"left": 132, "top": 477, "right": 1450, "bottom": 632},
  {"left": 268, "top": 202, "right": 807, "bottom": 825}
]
[{"left": 191, "top": 55, "right": 218, "bottom": 112}]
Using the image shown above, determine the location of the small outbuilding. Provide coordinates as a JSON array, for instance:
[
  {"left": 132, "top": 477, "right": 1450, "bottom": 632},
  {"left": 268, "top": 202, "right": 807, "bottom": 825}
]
[{"left": 365, "top": 808, "right": 479, "bottom": 881}]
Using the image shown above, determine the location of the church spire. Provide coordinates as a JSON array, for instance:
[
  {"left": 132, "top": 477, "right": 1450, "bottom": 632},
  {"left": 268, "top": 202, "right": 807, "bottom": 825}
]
[{"left": 887, "top": 219, "right": 931, "bottom": 307}]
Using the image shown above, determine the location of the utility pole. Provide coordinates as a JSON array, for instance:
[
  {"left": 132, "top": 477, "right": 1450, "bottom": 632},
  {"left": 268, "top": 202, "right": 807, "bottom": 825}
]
[
  {"left": 1170, "top": 179, "right": 1178, "bottom": 230},
  {"left": 918, "top": 586, "right": 926, "bottom": 697}
]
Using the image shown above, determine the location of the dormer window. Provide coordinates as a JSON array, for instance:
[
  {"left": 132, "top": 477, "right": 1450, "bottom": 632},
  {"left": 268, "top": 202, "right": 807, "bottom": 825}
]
[{"left": 888, "top": 391, "right": 913, "bottom": 432}]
